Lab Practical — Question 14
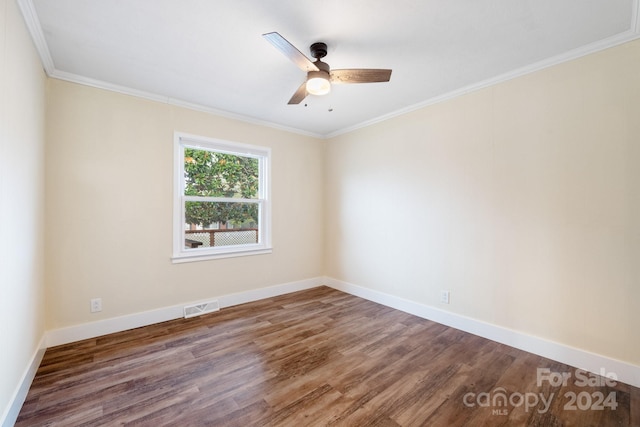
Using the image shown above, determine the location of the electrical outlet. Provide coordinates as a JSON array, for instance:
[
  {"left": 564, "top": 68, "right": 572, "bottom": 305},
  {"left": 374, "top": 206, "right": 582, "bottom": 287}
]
[
  {"left": 440, "top": 290, "right": 450, "bottom": 304},
  {"left": 90, "top": 298, "right": 102, "bottom": 313}
]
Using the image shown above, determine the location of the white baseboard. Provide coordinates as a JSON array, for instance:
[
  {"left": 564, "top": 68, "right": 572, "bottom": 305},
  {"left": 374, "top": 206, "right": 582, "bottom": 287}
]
[
  {"left": 1, "top": 336, "right": 46, "bottom": 427},
  {"left": 324, "top": 277, "right": 640, "bottom": 389},
  {"left": 19, "top": 274, "right": 638, "bottom": 425},
  {"left": 4, "top": 278, "right": 322, "bottom": 426},
  {"left": 46, "top": 277, "right": 324, "bottom": 348}
]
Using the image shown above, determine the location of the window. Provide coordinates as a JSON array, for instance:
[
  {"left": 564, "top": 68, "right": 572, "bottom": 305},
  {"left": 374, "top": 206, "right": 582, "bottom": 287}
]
[{"left": 173, "top": 133, "right": 271, "bottom": 262}]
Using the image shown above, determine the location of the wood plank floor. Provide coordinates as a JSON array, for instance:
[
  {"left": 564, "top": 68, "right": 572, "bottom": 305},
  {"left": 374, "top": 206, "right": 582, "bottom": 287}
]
[{"left": 17, "top": 287, "right": 638, "bottom": 426}]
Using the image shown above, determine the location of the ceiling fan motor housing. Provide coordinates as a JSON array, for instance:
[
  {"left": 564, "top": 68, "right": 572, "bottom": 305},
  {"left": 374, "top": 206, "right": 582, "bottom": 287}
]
[{"left": 310, "top": 42, "right": 328, "bottom": 59}]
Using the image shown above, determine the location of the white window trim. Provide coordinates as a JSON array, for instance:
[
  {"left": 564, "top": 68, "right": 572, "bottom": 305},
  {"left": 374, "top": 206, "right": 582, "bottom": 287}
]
[{"left": 172, "top": 132, "right": 272, "bottom": 263}]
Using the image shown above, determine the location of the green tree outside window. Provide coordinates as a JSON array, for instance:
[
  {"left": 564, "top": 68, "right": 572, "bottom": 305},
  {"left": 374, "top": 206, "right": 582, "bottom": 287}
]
[{"left": 184, "top": 148, "right": 259, "bottom": 228}]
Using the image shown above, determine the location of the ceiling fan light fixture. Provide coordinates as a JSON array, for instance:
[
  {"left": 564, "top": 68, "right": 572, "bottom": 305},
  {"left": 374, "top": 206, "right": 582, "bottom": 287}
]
[{"left": 306, "top": 71, "right": 331, "bottom": 96}]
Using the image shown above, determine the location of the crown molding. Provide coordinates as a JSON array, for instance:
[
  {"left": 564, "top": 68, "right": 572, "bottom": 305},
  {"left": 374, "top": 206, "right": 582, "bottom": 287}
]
[
  {"left": 17, "top": 0, "right": 640, "bottom": 140},
  {"left": 327, "top": 27, "right": 640, "bottom": 139},
  {"left": 16, "top": 0, "right": 54, "bottom": 74},
  {"left": 15, "top": 0, "right": 324, "bottom": 140},
  {"left": 46, "top": 69, "right": 323, "bottom": 139}
]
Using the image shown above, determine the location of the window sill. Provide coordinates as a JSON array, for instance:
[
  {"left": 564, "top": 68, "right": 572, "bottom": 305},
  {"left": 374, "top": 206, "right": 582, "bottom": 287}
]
[{"left": 171, "top": 247, "right": 272, "bottom": 264}]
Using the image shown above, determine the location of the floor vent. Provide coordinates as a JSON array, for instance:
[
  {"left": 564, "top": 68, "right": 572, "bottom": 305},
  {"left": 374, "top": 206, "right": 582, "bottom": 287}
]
[{"left": 183, "top": 300, "right": 220, "bottom": 318}]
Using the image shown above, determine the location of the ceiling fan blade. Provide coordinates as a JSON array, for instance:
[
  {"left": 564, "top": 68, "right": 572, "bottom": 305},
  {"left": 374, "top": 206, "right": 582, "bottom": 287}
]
[
  {"left": 288, "top": 82, "right": 308, "bottom": 104},
  {"left": 263, "top": 32, "right": 319, "bottom": 72},
  {"left": 330, "top": 69, "right": 392, "bottom": 84}
]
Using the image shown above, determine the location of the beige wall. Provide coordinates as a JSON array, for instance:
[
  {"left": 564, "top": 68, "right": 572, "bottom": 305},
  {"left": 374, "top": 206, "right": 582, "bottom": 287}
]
[
  {"left": 45, "top": 80, "right": 325, "bottom": 329},
  {"left": 0, "top": 0, "right": 46, "bottom": 420},
  {"left": 325, "top": 39, "right": 640, "bottom": 366}
]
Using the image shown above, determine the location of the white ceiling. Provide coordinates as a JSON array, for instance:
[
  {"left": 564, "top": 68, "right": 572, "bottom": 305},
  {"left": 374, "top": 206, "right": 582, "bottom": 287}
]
[{"left": 19, "top": 0, "right": 640, "bottom": 137}]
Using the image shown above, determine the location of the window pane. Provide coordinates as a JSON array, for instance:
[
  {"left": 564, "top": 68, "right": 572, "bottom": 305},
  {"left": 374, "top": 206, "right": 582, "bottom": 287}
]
[
  {"left": 184, "top": 148, "right": 259, "bottom": 199},
  {"left": 184, "top": 201, "right": 259, "bottom": 249}
]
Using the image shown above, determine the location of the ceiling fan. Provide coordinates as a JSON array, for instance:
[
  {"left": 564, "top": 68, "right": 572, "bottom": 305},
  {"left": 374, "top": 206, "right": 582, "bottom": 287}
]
[{"left": 263, "top": 32, "right": 392, "bottom": 105}]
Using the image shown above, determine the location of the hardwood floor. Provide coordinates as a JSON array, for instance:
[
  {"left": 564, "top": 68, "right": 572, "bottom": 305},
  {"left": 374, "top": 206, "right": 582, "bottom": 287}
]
[{"left": 17, "top": 287, "right": 638, "bottom": 426}]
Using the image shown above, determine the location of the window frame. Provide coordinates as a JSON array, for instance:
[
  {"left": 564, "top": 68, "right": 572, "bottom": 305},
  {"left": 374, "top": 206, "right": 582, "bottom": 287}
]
[{"left": 172, "top": 132, "right": 272, "bottom": 263}]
